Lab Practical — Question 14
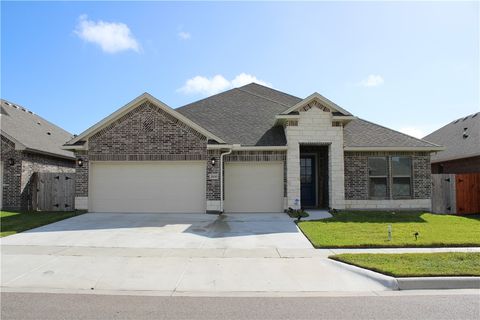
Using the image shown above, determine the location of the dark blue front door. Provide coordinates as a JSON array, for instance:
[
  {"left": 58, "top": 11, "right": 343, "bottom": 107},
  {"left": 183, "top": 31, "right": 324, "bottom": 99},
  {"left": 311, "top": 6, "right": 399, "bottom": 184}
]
[{"left": 300, "top": 155, "right": 316, "bottom": 207}]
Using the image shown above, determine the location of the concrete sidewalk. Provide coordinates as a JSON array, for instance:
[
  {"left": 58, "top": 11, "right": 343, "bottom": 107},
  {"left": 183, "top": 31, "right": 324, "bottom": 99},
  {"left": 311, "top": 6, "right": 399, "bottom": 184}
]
[{"left": 1, "top": 246, "right": 395, "bottom": 295}]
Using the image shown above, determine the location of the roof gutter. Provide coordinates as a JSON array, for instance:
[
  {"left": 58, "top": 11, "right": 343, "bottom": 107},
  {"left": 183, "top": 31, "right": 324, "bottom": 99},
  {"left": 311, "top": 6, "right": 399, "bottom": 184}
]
[
  {"left": 24, "top": 148, "right": 76, "bottom": 160},
  {"left": 207, "top": 144, "right": 288, "bottom": 151},
  {"left": 219, "top": 147, "right": 233, "bottom": 214},
  {"left": 344, "top": 146, "right": 445, "bottom": 152}
]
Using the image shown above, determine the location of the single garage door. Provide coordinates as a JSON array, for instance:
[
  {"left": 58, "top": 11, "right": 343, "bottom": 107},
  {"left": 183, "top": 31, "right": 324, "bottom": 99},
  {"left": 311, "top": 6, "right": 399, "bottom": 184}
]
[
  {"left": 224, "top": 161, "right": 284, "bottom": 213},
  {"left": 90, "top": 161, "right": 205, "bottom": 213}
]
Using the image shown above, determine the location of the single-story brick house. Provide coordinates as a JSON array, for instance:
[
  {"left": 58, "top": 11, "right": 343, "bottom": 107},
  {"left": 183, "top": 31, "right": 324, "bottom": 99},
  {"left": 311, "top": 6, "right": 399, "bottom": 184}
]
[
  {"left": 1, "top": 99, "right": 76, "bottom": 210},
  {"left": 423, "top": 113, "right": 479, "bottom": 174},
  {"left": 64, "top": 83, "right": 443, "bottom": 213}
]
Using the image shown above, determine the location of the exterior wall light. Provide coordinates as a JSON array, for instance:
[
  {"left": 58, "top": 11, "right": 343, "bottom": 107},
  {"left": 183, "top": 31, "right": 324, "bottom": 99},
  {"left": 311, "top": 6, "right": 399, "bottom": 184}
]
[
  {"left": 8, "top": 158, "right": 15, "bottom": 166},
  {"left": 210, "top": 157, "right": 216, "bottom": 166},
  {"left": 77, "top": 158, "right": 84, "bottom": 167}
]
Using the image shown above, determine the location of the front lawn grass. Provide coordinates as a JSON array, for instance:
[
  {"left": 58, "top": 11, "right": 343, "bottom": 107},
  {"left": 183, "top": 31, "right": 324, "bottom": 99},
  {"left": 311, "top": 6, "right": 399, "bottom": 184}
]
[
  {"left": 0, "top": 210, "right": 85, "bottom": 237},
  {"left": 297, "top": 211, "right": 480, "bottom": 248},
  {"left": 330, "top": 252, "right": 480, "bottom": 277}
]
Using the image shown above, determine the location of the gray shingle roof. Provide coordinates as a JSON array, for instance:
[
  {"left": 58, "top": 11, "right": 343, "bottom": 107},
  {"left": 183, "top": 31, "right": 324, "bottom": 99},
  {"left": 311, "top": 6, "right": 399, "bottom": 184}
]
[
  {"left": 343, "top": 118, "right": 441, "bottom": 148},
  {"left": 176, "top": 83, "right": 301, "bottom": 146},
  {"left": 1, "top": 99, "right": 74, "bottom": 159},
  {"left": 423, "top": 113, "right": 480, "bottom": 163},
  {"left": 177, "top": 83, "right": 440, "bottom": 150}
]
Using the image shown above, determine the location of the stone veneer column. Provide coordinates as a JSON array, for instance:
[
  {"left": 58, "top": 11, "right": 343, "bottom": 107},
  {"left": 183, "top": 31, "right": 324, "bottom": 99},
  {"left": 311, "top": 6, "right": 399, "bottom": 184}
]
[{"left": 285, "top": 107, "right": 345, "bottom": 210}]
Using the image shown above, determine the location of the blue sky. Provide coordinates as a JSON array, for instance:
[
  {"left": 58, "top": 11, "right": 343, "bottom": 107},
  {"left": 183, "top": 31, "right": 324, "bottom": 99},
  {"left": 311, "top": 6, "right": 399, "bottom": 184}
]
[{"left": 1, "top": 1, "right": 478, "bottom": 138}]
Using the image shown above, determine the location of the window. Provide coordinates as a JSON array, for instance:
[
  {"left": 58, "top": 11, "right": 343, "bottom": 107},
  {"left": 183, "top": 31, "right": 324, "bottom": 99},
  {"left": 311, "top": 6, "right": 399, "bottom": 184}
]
[
  {"left": 368, "top": 157, "right": 388, "bottom": 198},
  {"left": 392, "top": 156, "right": 412, "bottom": 198}
]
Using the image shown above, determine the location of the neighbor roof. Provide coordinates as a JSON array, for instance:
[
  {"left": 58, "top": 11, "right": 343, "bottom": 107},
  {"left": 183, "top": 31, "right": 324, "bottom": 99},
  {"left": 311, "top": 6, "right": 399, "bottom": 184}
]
[
  {"left": 1, "top": 99, "right": 74, "bottom": 159},
  {"left": 177, "top": 83, "right": 442, "bottom": 150},
  {"left": 423, "top": 113, "right": 480, "bottom": 163}
]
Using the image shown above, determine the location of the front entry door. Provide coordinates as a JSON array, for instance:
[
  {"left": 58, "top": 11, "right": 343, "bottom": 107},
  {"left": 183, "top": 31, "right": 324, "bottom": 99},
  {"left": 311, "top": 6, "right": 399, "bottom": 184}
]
[{"left": 300, "top": 155, "right": 316, "bottom": 207}]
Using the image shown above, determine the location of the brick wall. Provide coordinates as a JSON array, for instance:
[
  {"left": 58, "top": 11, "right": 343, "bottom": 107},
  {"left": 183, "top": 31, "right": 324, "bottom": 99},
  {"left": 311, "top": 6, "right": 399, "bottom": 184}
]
[
  {"left": 1, "top": 134, "right": 75, "bottom": 210},
  {"left": 432, "top": 156, "right": 480, "bottom": 174},
  {"left": 76, "top": 101, "right": 208, "bottom": 206},
  {"left": 1, "top": 135, "right": 22, "bottom": 210},
  {"left": 344, "top": 151, "right": 432, "bottom": 200},
  {"left": 89, "top": 101, "right": 206, "bottom": 159}
]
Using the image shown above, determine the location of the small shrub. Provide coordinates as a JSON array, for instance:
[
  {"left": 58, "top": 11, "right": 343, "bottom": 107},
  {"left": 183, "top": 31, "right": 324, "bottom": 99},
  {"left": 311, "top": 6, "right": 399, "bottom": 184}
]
[{"left": 287, "top": 207, "right": 310, "bottom": 221}]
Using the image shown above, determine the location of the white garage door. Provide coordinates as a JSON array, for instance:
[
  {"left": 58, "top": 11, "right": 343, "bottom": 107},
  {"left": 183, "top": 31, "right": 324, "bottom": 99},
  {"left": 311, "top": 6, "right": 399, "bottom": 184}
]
[
  {"left": 90, "top": 161, "right": 205, "bottom": 213},
  {"left": 224, "top": 161, "right": 284, "bottom": 213}
]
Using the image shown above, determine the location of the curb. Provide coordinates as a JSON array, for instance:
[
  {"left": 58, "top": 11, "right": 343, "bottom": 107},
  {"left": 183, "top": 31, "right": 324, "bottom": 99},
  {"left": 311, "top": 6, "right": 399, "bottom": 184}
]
[
  {"left": 327, "top": 259, "right": 399, "bottom": 290},
  {"left": 397, "top": 277, "right": 480, "bottom": 290}
]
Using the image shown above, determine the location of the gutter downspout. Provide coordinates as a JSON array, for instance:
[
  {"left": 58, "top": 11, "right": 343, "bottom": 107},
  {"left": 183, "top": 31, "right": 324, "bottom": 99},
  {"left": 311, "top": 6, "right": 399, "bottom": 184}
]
[{"left": 219, "top": 148, "right": 233, "bottom": 214}]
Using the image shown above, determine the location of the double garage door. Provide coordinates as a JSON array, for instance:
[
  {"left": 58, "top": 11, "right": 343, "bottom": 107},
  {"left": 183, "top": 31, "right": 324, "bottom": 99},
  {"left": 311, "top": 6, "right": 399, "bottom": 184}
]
[
  {"left": 89, "top": 161, "right": 283, "bottom": 213},
  {"left": 90, "top": 161, "right": 206, "bottom": 213}
]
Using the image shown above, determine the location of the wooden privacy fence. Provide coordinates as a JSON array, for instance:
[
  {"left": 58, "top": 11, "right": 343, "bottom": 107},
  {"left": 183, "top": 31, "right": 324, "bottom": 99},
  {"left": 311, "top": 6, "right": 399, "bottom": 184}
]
[
  {"left": 432, "top": 173, "right": 480, "bottom": 214},
  {"left": 31, "top": 172, "right": 75, "bottom": 211}
]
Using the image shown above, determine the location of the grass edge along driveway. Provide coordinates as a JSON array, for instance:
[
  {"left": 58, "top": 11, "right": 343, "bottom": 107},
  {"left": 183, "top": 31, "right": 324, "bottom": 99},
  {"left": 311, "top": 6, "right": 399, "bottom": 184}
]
[
  {"left": 330, "top": 252, "right": 480, "bottom": 277},
  {"left": 1, "top": 210, "right": 85, "bottom": 237},
  {"left": 297, "top": 211, "right": 480, "bottom": 248}
]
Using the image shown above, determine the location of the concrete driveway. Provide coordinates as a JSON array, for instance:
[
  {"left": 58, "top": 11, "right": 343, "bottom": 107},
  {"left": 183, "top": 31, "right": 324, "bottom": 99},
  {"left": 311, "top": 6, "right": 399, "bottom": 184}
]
[
  {"left": 1, "top": 212, "right": 312, "bottom": 249},
  {"left": 1, "top": 213, "right": 395, "bottom": 295}
]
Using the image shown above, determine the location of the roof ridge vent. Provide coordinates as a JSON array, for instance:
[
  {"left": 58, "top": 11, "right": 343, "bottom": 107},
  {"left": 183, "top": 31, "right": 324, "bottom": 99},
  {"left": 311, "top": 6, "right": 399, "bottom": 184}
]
[{"left": 463, "top": 127, "right": 469, "bottom": 139}]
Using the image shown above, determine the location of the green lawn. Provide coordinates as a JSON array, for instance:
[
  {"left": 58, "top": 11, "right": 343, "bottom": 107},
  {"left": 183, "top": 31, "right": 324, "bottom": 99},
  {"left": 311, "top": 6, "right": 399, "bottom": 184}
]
[
  {"left": 0, "top": 211, "right": 85, "bottom": 237},
  {"left": 298, "top": 211, "right": 480, "bottom": 248},
  {"left": 330, "top": 252, "right": 480, "bottom": 277}
]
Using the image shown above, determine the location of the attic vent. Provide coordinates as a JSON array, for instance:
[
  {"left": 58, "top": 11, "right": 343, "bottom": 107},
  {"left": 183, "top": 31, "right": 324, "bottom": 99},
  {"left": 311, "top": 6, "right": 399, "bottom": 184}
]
[
  {"left": 462, "top": 116, "right": 469, "bottom": 121},
  {"left": 47, "top": 132, "right": 51, "bottom": 135},
  {"left": 37, "top": 121, "right": 41, "bottom": 125},
  {"left": 12, "top": 104, "right": 19, "bottom": 109},
  {"left": 28, "top": 111, "right": 34, "bottom": 115},
  {"left": 473, "top": 113, "right": 478, "bottom": 118},
  {"left": 453, "top": 119, "right": 460, "bottom": 124},
  {"left": 21, "top": 108, "right": 26, "bottom": 112},
  {"left": 4, "top": 102, "right": 10, "bottom": 106},
  {"left": 142, "top": 118, "right": 156, "bottom": 132}
]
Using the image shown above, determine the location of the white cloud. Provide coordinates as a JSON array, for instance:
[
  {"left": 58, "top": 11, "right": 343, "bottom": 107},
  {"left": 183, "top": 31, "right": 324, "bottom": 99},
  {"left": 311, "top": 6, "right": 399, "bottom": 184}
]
[
  {"left": 75, "top": 15, "right": 140, "bottom": 53},
  {"left": 358, "top": 74, "right": 384, "bottom": 87},
  {"left": 178, "top": 73, "right": 272, "bottom": 96},
  {"left": 398, "top": 127, "right": 425, "bottom": 139},
  {"left": 178, "top": 31, "right": 191, "bottom": 40}
]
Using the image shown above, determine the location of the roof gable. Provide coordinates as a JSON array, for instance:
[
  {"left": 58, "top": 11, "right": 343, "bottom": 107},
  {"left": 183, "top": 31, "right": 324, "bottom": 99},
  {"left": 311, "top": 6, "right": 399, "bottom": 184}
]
[
  {"left": 280, "top": 92, "right": 353, "bottom": 116},
  {"left": 66, "top": 93, "right": 225, "bottom": 147}
]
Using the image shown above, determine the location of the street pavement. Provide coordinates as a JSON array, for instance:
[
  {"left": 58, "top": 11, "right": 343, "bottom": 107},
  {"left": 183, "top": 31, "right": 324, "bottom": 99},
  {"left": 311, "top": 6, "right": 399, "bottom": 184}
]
[{"left": 1, "top": 291, "right": 479, "bottom": 320}]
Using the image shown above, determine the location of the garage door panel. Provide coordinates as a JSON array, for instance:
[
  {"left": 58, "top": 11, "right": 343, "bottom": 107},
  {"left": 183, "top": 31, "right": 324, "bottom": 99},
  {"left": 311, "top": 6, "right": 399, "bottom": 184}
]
[
  {"left": 90, "top": 161, "right": 205, "bottom": 213},
  {"left": 225, "top": 162, "right": 284, "bottom": 213}
]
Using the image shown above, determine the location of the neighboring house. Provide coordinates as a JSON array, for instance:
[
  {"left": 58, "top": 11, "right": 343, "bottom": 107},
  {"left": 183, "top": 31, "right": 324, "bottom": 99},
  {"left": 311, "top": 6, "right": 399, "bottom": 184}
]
[
  {"left": 1, "top": 99, "right": 76, "bottom": 210},
  {"left": 423, "top": 113, "right": 480, "bottom": 174},
  {"left": 64, "top": 83, "right": 442, "bottom": 214}
]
